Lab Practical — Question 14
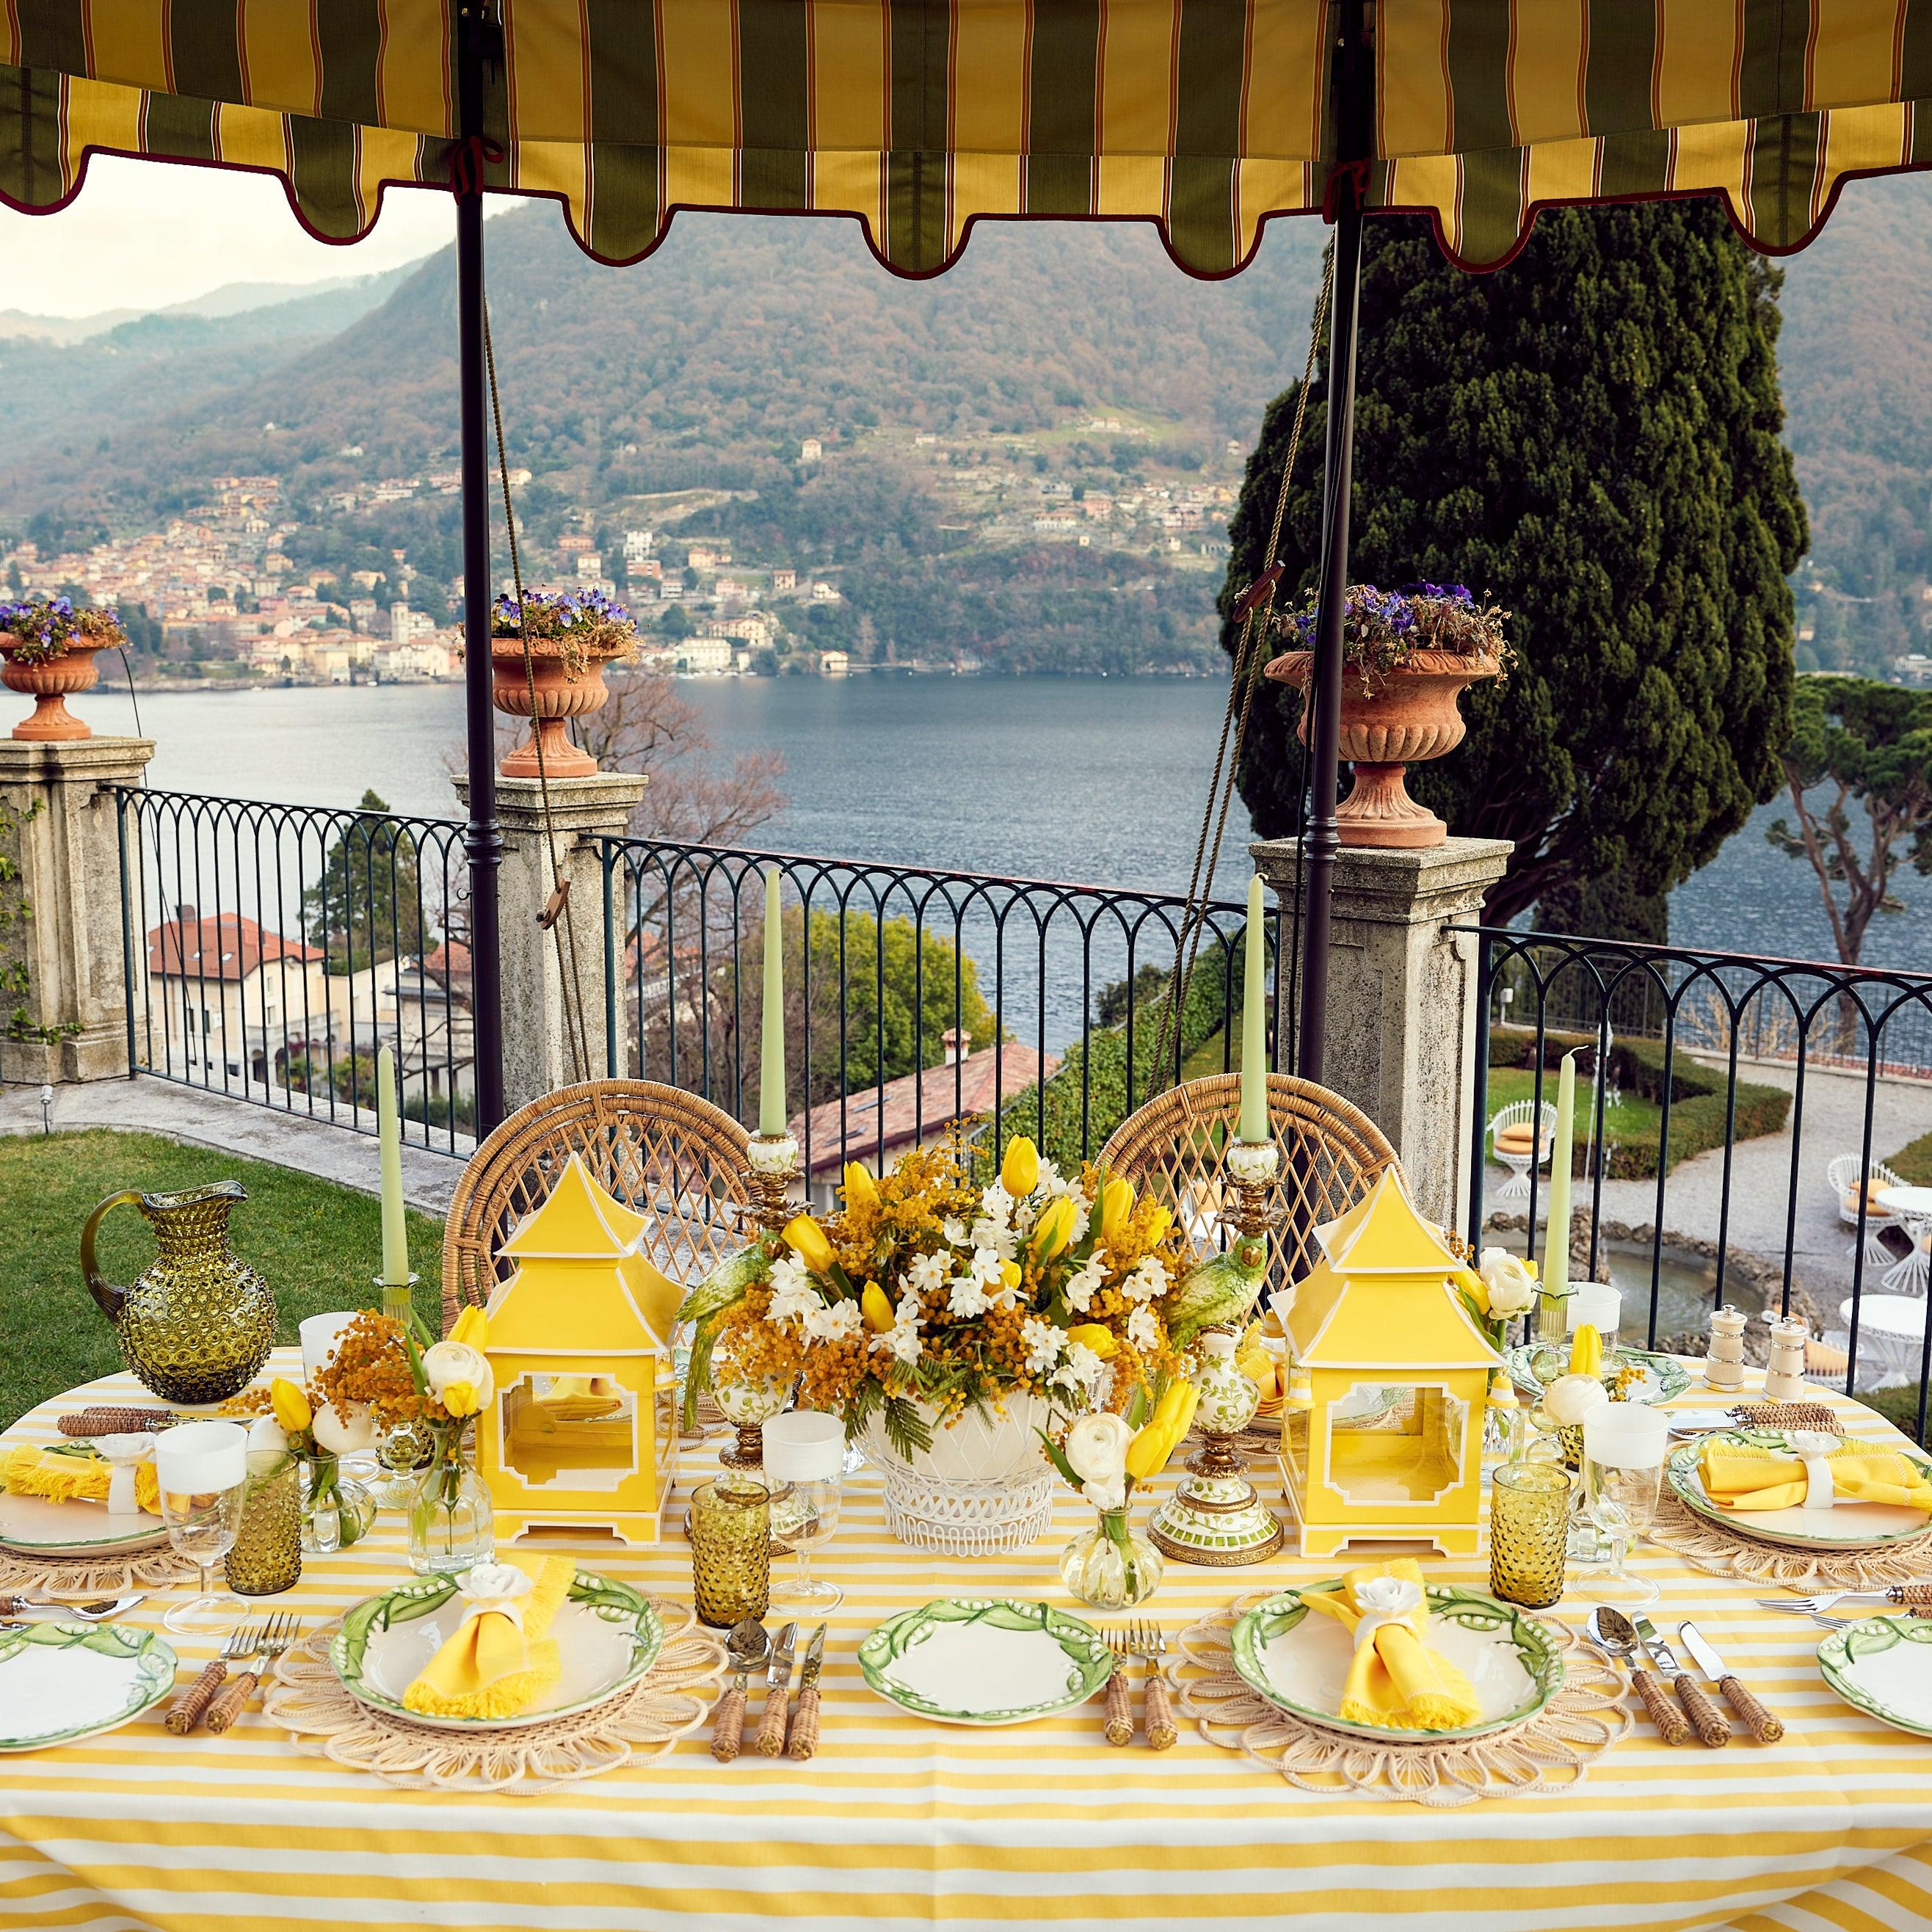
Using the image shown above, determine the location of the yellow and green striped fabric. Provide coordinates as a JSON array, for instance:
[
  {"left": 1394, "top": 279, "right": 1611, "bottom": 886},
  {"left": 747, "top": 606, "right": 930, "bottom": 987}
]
[
  {"left": 6, "top": 1354, "right": 1932, "bottom": 1930},
  {"left": 0, "top": 1, "right": 1923, "bottom": 279}
]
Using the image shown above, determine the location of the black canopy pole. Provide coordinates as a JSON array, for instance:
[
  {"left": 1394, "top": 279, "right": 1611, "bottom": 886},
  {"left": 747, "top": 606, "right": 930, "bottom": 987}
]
[
  {"left": 457, "top": 1, "right": 505, "bottom": 1133},
  {"left": 1296, "top": 0, "right": 1370, "bottom": 1086}
]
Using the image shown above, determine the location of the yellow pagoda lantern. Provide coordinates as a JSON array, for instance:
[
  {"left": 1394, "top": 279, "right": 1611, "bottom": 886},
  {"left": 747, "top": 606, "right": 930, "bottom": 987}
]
[
  {"left": 476, "top": 1152, "right": 683, "bottom": 1546},
  {"left": 1279, "top": 1169, "right": 1500, "bottom": 1561}
]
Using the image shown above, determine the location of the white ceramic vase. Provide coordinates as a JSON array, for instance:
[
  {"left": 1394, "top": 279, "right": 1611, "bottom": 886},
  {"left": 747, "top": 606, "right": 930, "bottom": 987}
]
[{"left": 860, "top": 1392, "right": 1055, "bottom": 1556}]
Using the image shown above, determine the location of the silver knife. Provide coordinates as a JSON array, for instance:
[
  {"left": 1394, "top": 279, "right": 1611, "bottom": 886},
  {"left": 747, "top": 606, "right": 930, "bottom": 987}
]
[
  {"left": 1633, "top": 1613, "right": 1729, "bottom": 1746},
  {"left": 786, "top": 1623, "right": 828, "bottom": 1761},
  {"left": 1678, "top": 1622, "right": 1784, "bottom": 1743},
  {"left": 756, "top": 1619, "right": 799, "bottom": 1757}
]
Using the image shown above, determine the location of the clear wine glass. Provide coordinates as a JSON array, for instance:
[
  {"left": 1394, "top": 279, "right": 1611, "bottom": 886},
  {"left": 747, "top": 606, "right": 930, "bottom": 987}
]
[
  {"left": 1580, "top": 1404, "right": 1668, "bottom": 1608},
  {"left": 763, "top": 1410, "right": 845, "bottom": 1611},
  {"left": 154, "top": 1420, "right": 250, "bottom": 1635}
]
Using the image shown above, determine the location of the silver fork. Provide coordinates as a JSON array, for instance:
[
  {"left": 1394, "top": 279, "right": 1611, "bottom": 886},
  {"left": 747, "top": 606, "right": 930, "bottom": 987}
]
[
  {"left": 204, "top": 1613, "right": 298, "bottom": 1735},
  {"left": 1756, "top": 1589, "right": 1900, "bottom": 1619},
  {"left": 1125, "top": 1620, "right": 1177, "bottom": 1751}
]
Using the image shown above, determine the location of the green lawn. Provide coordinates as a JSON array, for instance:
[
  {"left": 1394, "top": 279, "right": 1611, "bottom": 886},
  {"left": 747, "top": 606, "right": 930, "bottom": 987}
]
[
  {"left": 1888, "top": 1130, "right": 1932, "bottom": 1186},
  {"left": 0, "top": 1129, "right": 446, "bottom": 1431},
  {"left": 1483, "top": 1066, "right": 1663, "bottom": 1144}
]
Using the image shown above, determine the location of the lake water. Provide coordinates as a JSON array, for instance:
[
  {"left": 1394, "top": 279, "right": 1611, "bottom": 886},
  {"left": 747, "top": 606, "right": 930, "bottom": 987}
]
[{"left": 76, "top": 675, "right": 1932, "bottom": 979}]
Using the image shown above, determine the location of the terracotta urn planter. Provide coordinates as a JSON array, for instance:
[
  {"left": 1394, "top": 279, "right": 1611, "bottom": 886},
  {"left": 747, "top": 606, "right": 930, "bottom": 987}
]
[
  {"left": 489, "top": 634, "right": 626, "bottom": 778},
  {"left": 2, "top": 644, "right": 103, "bottom": 742},
  {"left": 1264, "top": 647, "right": 1500, "bottom": 849}
]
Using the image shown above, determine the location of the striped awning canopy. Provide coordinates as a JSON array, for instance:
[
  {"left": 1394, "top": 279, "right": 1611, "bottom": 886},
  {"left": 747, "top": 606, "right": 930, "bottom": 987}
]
[{"left": 1, "top": 1, "right": 1926, "bottom": 278}]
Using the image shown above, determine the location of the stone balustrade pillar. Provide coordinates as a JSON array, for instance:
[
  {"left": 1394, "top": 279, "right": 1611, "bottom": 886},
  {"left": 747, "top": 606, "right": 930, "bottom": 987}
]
[
  {"left": 454, "top": 770, "right": 647, "bottom": 1114},
  {"left": 0, "top": 736, "right": 157, "bottom": 1083},
  {"left": 1249, "top": 835, "right": 1514, "bottom": 1232}
]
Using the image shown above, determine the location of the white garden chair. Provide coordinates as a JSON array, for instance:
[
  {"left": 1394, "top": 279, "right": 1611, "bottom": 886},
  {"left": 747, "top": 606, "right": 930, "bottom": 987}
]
[
  {"left": 1826, "top": 1155, "right": 1906, "bottom": 1274},
  {"left": 1486, "top": 1099, "right": 1557, "bottom": 1203},
  {"left": 1881, "top": 1218, "right": 1932, "bottom": 1299}
]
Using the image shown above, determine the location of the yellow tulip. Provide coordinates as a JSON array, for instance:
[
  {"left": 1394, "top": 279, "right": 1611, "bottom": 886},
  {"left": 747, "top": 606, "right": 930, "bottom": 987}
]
[
  {"left": 860, "top": 1282, "right": 895, "bottom": 1333},
  {"left": 1000, "top": 1259, "right": 1023, "bottom": 1294},
  {"left": 1125, "top": 1417, "right": 1181, "bottom": 1483},
  {"left": 1152, "top": 1378, "right": 1199, "bottom": 1442},
  {"left": 843, "top": 1161, "right": 880, "bottom": 1212},
  {"left": 269, "top": 1377, "right": 312, "bottom": 1434},
  {"left": 449, "top": 1304, "right": 489, "bottom": 1351},
  {"left": 1000, "top": 1136, "right": 1041, "bottom": 1199},
  {"left": 1569, "top": 1323, "right": 1604, "bottom": 1379},
  {"left": 1099, "top": 1175, "right": 1135, "bottom": 1243},
  {"left": 1143, "top": 1204, "right": 1172, "bottom": 1249},
  {"left": 440, "top": 1379, "right": 485, "bottom": 1419},
  {"left": 784, "top": 1214, "right": 835, "bottom": 1274},
  {"left": 1064, "top": 1323, "right": 1119, "bottom": 1360},
  {"left": 1453, "top": 1265, "right": 1489, "bottom": 1315},
  {"left": 1030, "top": 1195, "right": 1078, "bottom": 1261}
]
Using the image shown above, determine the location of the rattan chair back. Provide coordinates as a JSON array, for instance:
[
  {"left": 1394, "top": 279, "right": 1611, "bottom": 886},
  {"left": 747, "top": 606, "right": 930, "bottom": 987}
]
[
  {"left": 441, "top": 1078, "right": 752, "bottom": 1333},
  {"left": 1098, "top": 1073, "right": 1402, "bottom": 1294}
]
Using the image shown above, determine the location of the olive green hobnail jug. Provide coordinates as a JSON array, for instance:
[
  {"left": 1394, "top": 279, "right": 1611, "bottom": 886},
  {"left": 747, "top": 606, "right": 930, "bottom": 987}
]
[{"left": 80, "top": 1180, "right": 277, "bottom": 1403}]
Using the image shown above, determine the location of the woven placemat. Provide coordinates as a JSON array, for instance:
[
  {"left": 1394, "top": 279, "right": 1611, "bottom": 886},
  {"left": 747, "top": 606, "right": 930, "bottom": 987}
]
[
  {"left": 1167, "top": 1597, "right": 1628, "bottom": 1807},
  {"left": 1649, "top": 1493, "right": 1932, "bottom": 1589},
  {"left": 0, "top": 1543, "right": 199, "bottom": 1599},
  {"left": 263, "top": 1599, "right": 727, "bottom": 1793}
]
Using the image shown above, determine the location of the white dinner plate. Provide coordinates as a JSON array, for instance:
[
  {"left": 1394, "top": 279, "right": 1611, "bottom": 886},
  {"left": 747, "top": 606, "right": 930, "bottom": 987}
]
[
  {"left": 0, "top": 1622, "right": 178, "bottom": 1752},
  {"left": 857, "top": 1599, "right": 1112, "bottom": 1726},
  {"left": 1668, "top": 1430, "right": 1932, "bottom": 1550},
  {"left": 1818, "top": 1616, "right": 1932, "bottom": 1737},
  {"left": 0, "top": 1485, "right": 169, "bottom": 1558}
]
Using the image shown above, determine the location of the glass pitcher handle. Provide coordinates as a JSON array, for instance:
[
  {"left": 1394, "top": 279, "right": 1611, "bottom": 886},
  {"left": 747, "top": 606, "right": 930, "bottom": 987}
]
[{"left": 80, "top": 1189, "right": 145, "bottom": 1319}]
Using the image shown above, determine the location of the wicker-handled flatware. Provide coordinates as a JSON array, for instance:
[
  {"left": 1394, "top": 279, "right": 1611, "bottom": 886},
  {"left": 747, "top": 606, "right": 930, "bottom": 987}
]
[
  {"left": 1125, "top": 1621, "right": 1176, "bottom": 1750},
  {"left": 713, "top": 1618, "right": 769, "bottom": 1763},
  {"left": 205, "top": 1612, "right": 302, "bottom": 1735},
  {"left": 1102, "top": 1630, "right": 1133, "bottom": 1746},
  {"left": 1677, "top": 1623, "right": 1782, "bottom": 1745},
  {"left": 755, "top": 1620, "right": 798, "bottom": 1757},
  {"left": 785, "top": 1624, "right": 828, "bottom": 1760},
  {"left": 1633, "top": 1613, "right": 1729, "bottom": 1748},
  {"left": 1588, "top": 1606, "right": 1690, "bottom": 1746}
]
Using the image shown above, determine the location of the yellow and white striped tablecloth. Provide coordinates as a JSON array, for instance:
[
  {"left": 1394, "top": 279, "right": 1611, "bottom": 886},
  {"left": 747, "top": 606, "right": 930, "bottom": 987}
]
[{"left": 6, "top": 1359, "right": 1932, "bottom": 1932}]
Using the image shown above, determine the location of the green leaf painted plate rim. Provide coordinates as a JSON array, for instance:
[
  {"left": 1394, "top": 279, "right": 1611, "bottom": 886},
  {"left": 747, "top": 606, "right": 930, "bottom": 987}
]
[
  {"left": 1505, "top": 1343, "right": 1691, "bottom": 1405},
  {"left": 1817, "top": 1614, "right": 1932, "bottom": 1737},
  {"left": 1228, "top": 1582, "right": 1565, "bottom": 1743},
  {"left": 857, "top": 1597, "right": 1113, "bottom": 1726},
  {"left": 0, "top": 1621, "right": 178, "bottom": 1752},
  {"left": 1668, "top": 1428, "right": 1932, "bottom": 1550},
  {"left": 330, "top": 1566, "right": 663, "bottom": 1731}
]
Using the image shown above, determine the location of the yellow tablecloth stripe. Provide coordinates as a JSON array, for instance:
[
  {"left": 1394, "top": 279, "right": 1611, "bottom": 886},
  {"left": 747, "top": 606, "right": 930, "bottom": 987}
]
[{"left": 4, "top": 1357, "right": 1932, "bottom": 1931}]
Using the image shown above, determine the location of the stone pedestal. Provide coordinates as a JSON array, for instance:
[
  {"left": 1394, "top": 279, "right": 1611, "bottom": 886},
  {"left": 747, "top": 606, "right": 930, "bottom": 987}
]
[
  {"left": 454, "top": 771, "right": 647, "bottom": 1112},
  {"left": 1250, "top": 836, "right": 1513, "bottom": 1232},
  {"left": 0, "top": 737, "right": 156, "bottom": 1083}
]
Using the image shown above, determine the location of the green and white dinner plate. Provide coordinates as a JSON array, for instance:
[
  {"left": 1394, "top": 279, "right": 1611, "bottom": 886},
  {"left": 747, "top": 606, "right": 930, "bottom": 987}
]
[
  {"left": 1505, "top": 1343, "right": 1692, "bottom": 1406},
  {"left": 857, "top": 1598, "right": 1112, "bottom": 1726},
  {"left": 0, "top": 1450, "right": 170, "bottom": 1558},
  {"left": 1667, "top": 1428, "right": 1932, "bottom": 1550},
  {"left": 331, "top": 1566, "right": 664, "bottom": 1732},
  {"left": 1817, "top": 1615, "right": 1932, "bottom": 1737},
  {"left": 1229, "top": 1582, "right": 1564, "bottom": 1743},
  {"left": 0, "top": 1622, "right": 178, "bottom": 1752}
]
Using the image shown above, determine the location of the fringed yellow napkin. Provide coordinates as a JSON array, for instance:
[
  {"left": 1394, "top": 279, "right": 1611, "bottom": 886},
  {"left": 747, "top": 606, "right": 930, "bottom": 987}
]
[
  {"left": 402, "top": 1558, "right": 575, "bottom": 1721},
  {"left": 532, "top": 1375, "right": 625, "bottom": 1426},
  {"left": 1698, "top": 1434, "right": 1932, "bottom": 1514},
  {"left": 1299, "top": 1558, "right": 1483, "bottom": 1732},
  {"left": 1, "top": 1443, "right": 159, "bottom": 1514}
]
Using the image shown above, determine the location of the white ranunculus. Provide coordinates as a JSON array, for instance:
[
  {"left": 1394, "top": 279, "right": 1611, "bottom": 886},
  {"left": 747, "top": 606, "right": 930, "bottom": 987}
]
[
  {"left": 1064, "top": 1410, "right": 1133, "bottom": 1484},
  {"left": 312, "top": 1401, "right": 376, "bottom": 1455},
  {"left": 1542, "top": 1372, "right": 1610, "bottom": 1427},
  {"left": 1081, "top": 1475, "right": 1127, "bottom": 1514},
  {"left": 1478, "top": 1247, "right": 1538, "bottom": 1318},
  {"left": 421, "top": 1339, "right": 494, "bottom": 1409},
  {"left": 247, "top": 1414, "right": 289, "bottom": 1456}
]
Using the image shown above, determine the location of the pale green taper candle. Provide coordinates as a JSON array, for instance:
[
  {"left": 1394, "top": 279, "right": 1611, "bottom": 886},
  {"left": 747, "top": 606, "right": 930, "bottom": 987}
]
[
  {"left": 759, "top": 867, "right": 785, "bottom": 1136},
  {"left": 1238, "top": 874, "right": 1268, "bottom": 1144},
  {"left": 376, "top": 1044, "right": 409, "bottom": 1288},
  {"left": 1541, "top": 1050, "right": 1577, "bottom": 1290}
]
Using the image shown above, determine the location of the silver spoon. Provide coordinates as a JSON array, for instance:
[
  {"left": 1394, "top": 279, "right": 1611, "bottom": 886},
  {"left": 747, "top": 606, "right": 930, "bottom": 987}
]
[
  {"left": 1589, "top": 1605, "right": 1690, "bottom": 1746},
  {"left": 711, "top": 1619, "right": 769, "bottom": 1763},
  {"left": 0, "top": 1592, "right": 146, "bottom": 1622}
]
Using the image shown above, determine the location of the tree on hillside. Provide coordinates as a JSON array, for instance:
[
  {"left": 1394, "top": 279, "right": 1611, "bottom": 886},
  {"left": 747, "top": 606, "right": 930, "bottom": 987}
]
[
  {"left": 301, "top": 790, "right": 432, "bottom": 973},
  {"left": 1220, "top": 204, "right": 1809, "bottom": 937},
  {"left": 1767, "top": 675, "right": 1932, "bottom": 968}
]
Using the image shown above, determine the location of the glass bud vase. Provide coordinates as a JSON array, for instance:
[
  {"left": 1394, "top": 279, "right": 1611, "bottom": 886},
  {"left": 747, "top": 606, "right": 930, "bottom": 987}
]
[
  {"left": 1059, "top": 1508, "right": 1163, "bottom": 1610},
  {"left": 407, "top": 1428, "right": 494, "bottom": 1576},
  {"left": 300, "top": 1451, "right": 377, "bottom": 1555}
]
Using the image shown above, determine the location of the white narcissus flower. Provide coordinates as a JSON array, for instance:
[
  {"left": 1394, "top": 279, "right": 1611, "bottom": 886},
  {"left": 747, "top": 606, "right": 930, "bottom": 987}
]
[
  {"left": 1063, "top": 1410, "right": 1133, "bottom": 1485},
  {"left": 970, "top": 1216, "right": 1018, "bottom": 1260},
  {"left": 1122, "top": 1255, "right": 1169, "bottom": 1304},
  {"left": 1477, "top": 1248, "right": 1538, "bottom": 1319},
  {"left": 312, "top": 1401, "right": 376, "bottom": 1455},
  {"left": 766, "top": 1257, "right": 822, "bottom": 1327},
  {"left": 1126, "top": 1304, "right": 1161, "bottom": 1352},
  {"left": 947, "top": 1271, "right": 992, "bottom": 1320},
  {"left": 883, "top": 1320, "right": 923, "bottom": 1366},
  {"left": 1064, "top": 1251, "right": 1108, "bottom": 1314},
  {"left": 421, "top": 1339, "right": 494, "bottom": 1416},
  {"left": 941, "top": 1217, "right": 968, "bottom": 1246},
  {"left": 980, "top": 1181, "right": 1015, "bottom": 1224},
  {"left": 908, "top": 1249, "right": 951, "bottom": 1296},
  {"left": 802, "top": 1298, "right": 863, "bottom": 1343},
  {"left": 1021, "top": 1317, "right": 1064, "bottom": 1378}
]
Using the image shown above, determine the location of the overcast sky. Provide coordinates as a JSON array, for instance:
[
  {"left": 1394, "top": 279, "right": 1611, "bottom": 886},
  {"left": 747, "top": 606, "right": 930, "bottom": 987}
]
[{"left": 0, "top": 155, "right": 501, "bottom": 316}]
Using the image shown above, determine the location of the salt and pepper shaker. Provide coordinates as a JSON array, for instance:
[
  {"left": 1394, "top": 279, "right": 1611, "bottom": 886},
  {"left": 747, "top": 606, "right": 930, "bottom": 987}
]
[
  {"left": 1761, "top": 1313, "right": 1810, "bottom": 1403},
  {"left": 1705, "top": 1307, "right": 1748, "bottom": 1393}
]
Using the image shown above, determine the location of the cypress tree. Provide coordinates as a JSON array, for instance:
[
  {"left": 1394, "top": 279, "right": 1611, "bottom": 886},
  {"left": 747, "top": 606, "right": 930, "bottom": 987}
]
[{"left": 1220, "top": 203, "right": 1808, "bottom": 936}]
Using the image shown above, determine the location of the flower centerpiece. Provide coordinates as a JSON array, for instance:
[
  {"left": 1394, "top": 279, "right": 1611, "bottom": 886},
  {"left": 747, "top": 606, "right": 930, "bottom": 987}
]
[
  {"left": 1263, "top": 581, "right": 1510, "bottom": 849},
  {"left": 679, "top": 1133, "right": 1193, "bottom": 1555},
  {"left": 0, "top": 595, "right": 126, "bottom": 742},
  {"left": 488, "top": 584, "right": 637, "bottom": 779},
  {"left": 1452, "top": 1246, "right": 1540, "bottom": 1469},
  {"left": 258, "top": 1377, "right": 378, "bottom": 1552},
  {"left": 309, "top": 1305, "right": 497, "bottom": 1574},
  {"left": 1041, "top": 1387, "right": 1196, "bottom": 1608}
]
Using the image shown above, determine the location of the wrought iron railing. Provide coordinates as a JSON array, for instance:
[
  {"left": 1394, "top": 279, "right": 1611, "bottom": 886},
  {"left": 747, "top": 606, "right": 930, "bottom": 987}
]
[
  {"left": 1464, "top": 926, "right": 1932, "bottom": 1435},
  {"left": 596, "top": 836, "right": 1284, "bottom": 1185},
  {"left": 113, "top": 788, "right": 474, "bottom": 1153}
]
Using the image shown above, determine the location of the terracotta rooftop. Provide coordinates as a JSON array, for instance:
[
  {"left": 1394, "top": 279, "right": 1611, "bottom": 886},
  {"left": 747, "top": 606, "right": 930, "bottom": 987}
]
[
  {"left": 147, "top": 907, "right": 322, "bottom": 982},
  {"left": 791, "top": 1039, "right": 1059, "bottom": 1175}
]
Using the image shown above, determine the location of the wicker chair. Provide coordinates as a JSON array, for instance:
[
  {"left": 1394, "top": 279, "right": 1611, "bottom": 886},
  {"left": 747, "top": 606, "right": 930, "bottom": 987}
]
[
  {"left": 1098, "top": 1072, "right": 1403, "bottom": 1299},
  {"left": 440, "top": 1078, "right": 753, "bottom": 1334}
]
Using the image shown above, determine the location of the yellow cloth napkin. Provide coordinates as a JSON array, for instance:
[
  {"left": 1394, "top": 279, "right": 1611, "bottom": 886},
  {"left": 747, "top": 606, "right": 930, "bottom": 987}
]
[
  {"left": 1298, "top": 1558, "right": 1483, "bottom": 1732},
  {"left": 1698, "top": 1437, "right": 1932, "bottom": 1514},
  {"left": 0, "top": 1444, "right": 159, "bottom": 1514},
  {"left": 531, "top": 1374, "right": 625, "bottom": 1426},
  {"left": 402, "top": 1557, "right": 575, "bottom": 1721}
]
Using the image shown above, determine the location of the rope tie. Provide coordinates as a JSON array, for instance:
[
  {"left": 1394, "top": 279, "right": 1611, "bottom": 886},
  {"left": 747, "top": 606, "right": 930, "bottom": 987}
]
[{"left": 447, "top": 134, "right": 505, "bottom": 200}]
